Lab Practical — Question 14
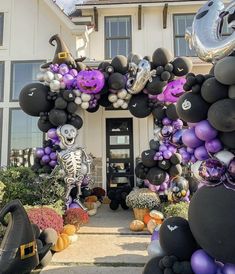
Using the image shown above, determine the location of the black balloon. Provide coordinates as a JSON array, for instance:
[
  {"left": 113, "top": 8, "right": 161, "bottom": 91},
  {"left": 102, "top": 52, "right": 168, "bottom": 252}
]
[
  {"left": 99, "top": 93, "right": 112, "bottom": 107},
  {"left": 67, "top": 102, "right": 77, "bottom": 113},
  {"left": 189, "top": 185, "right": 235, "bottom": 264},
  {"left": 152, "top": 105, "right": 166, "bottom": 120},
  {"left": 146, "top": 76, "right": 167, "bottom": 95},
  {"left": 86, "top": 104, "right": 100, "bottom": 113},
  {"left": 169, "top": 164, "right": 182, "bottom": 177},
  {"left": 149, "top": 139, "right": 160, "bottom": 151},
  {"left": 159, "top": 217, "right": 198, "bottom": 261},
  {"left": 141, "top": 149, "right": 157, "bottom": 168},
  {"left": 146, "top": 167, "right": 166, "bottom": 185},
  {"left": 108, "top": 73, "right": 126, "bottom": 90},
  {"left": 19, "top": 83, "right": 53, "bottom": 116},
  {"left": 165, "top": 104, "right": 179, "bottom": 121},
  {"left": 158, "top": 159, "right": 171, "bottom": 170},
  {"left": 128, "top": 93, "right": 152, "bottom": 118},
  {"left": 135, "top": 163, "right": 148, "bottom": 179},
  {"left": 55, "top": 97, "right": 67, "bottom": 109},
  {"left": 170, "top": 153, "right": 182, "bottom": 165},
  {"left": 219, "top": 131, "right": 235, "bottom": 149},
  {"left": 49, "top": 109, "right": 67, "bottom": 126},
  {"left": 201, "top": 77, "right": 228, "bottom": 103},
  {"left": 214, "top": 56, "right": 235, "bottom": 85},
  {"left": 143, "top": 256, "right": 164, "bottom": 274},
  {"left": 62, "top": 90, "right": 75, "bottom": 102},
  {"left": 228, "top": 85, "right": 235, "bottom": 99},
  {"left": 109, "top": 199, "right": 119, "bottom": 210},
  {"left": 98, "top": 61, "right": 111, "bottom": 71},
  {"left": 68, "top": 114, "right": 83, "bottom": 129},
  {"left": 208, "top": 99, "right": 235, "bottom": 132},
  {"left": 38, "top": 118, "right": 54, "bottom": 133},
  {"left": 171, "top": 57, "right": 192, "bottom": 77},
  {"left": 152, "top": 48, "right": 173, "bottom": 67},
  {"left": 176, "top": 92, "right": 210, "bottom": 123},
  {"left": 111, "top": 55, "right": 128, "bottom": 74}
]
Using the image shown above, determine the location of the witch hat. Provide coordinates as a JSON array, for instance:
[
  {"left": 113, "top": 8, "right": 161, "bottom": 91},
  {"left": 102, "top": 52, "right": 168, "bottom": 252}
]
[
  {"left": 0, "top": 200, "right": 39, "bottom": 274},
  {"left": 41, "top": 34, "right": 78, "bottom": 69}
]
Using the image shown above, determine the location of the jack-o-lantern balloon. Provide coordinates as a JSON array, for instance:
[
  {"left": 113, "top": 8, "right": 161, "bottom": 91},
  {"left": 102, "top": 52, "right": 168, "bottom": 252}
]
[{"left": 77, "top": 69, "right": 105, "bottom": 94}]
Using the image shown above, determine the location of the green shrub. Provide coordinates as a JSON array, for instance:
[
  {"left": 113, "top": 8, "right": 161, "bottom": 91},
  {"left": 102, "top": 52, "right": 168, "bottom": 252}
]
[{"left": 161, "top": 202, "right": 189, "bottom": 220}]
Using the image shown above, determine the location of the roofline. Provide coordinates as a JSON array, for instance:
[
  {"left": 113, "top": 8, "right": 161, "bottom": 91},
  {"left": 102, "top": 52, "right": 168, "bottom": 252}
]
[
  {"left": 43, "top": 0, "right": 88, "bottom": 34},
  {"left": 76, "top": 1, "right": 207, "bottom": 9}
]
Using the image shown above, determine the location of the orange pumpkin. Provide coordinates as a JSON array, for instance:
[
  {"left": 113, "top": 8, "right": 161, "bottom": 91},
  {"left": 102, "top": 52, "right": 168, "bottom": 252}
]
[
  {"left": 85, "top": 195, "right": 98, "bottom": 203},
  {"left": 62, "top": 224, "right": 76, "bottom": 236},
  {"left": 143, "top": 213, "right": 152, "bottom": 225},
  {"left": 51, "top": 233, "right": 70, "bottom": 252}
]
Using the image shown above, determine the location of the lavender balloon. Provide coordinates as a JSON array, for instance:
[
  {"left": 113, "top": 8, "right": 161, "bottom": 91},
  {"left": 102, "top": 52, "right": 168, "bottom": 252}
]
[
  {"left": 195, "top": 120, "right": 218, "bottom": 141},
  {"left": 228, "top": 158, "right": 235, "bottom": 179},
  {"left": 41, "top": 155, "right": 50, "bottom": 164},
  {"left": 161, "top": 125, "right": 174, "bottom": 137},
  {"left": 50, "top": 152, "right": 57, "bottom": 160},
  {"left": 163, "top": 150, "right": 172, "bottom": 159},
  {"left": 199, "top": 158, "right": 226, "bottom": 182},
  {"left": 69, "top": 202, "right": 81, "bottom": 209},
  {"left": 194, "top": 145, "right": 209, "bottom": 161},
  {"left": 47, "top": 128, "right": 57, "bottom": 139},
  {"left": 36, "top": 148, "right": 44, "bottom": 158},
  {"left": 223, "top": 264, "right": 235, "bottom": 274},
  {"left": 162, "top": 117, "right": 172, "bottom": 126},
  {"left": 151, "top": 230, "right": 159, "bottom": 241},
  {"left": 44, "top": 147, "right": 52, "bottom": 155},
  {"left": 63, "top": 74, "right": 74, "bottom": 89},
  {"left": 172, "top": 129, "right": 183, "bottom": 146},
  {"left": 182, "top": 128, "right": 204, "bottom": 148},
  {"left": 49, "top": 160, "right": 57, "bottom": 168},
  {"left": 69, "top": 69, "right": 78, "bottom": 77},
  {"left": 59, "top": 63, "right": 69, "bottom": 75},
  {"left": 191, "top": 249, "right": 217, "bottom": 274},
  {"left": 205, "top": 139, "right": 223, "bottom": 153}
]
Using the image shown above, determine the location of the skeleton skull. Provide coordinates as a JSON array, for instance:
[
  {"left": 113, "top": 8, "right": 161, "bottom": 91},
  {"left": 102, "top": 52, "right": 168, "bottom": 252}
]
[{"left": 57, "top": 124, "right": 77, "bottom": 148}]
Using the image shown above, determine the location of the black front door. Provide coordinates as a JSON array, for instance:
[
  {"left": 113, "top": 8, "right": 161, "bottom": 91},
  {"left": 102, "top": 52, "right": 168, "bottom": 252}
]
[{"left": 106, "top": 118, "right": 134, "bottom": 191}]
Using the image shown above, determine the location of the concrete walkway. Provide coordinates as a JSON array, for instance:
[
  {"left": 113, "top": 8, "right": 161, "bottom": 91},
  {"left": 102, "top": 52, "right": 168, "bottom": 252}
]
[{"left": 41, "top": 205, "right": 150, "bottom": 274}]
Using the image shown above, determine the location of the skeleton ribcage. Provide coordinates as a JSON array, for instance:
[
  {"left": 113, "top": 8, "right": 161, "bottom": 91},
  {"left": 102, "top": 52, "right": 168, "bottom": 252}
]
[{"left": 58, "top": 149, "right": 83, "bottom": 178}]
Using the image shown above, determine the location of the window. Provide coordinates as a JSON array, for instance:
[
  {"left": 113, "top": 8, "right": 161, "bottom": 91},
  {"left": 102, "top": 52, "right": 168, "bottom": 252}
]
[
  {"left": 0, "top": 13, "right": 3, "bottom": 46},
  {"left": 11, "top": 61, "right": 43, "bottom": 101},
  {"left": 173, "top": 14, "right": 196, "bottom": 57},
  {"left": 9, "top": 109, "right": 42, "bottom": 165},
  {"left": 0, "top": 62, "right": 4, "bottom": 101},
  {"left": 105, "top": 16, "right": 131, "bottom": 59}
]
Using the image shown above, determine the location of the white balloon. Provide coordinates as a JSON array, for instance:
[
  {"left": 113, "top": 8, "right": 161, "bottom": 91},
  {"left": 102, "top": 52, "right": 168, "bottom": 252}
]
[
  {"left": 36, "top": 72, "right": 45, "bottom": 82},
  {"left": 215, "top": 150, "right": 235, "bottom": 166},
  {"left": 60, "top": 81, "right": 66, "bottom": 89},
  {"left": 81, "top": 102, "right": 89, "bottom": 109},
  {"left": 44, "top": 71, "right": 54, "bottom": 82},
  {"left": 113, "top": 102, "right": 120, "bottom": 109},
  {"left": 147, "top": 240, "right": 166, "bottom": 257},
  {"left": 191, "top": 160, "right": 203, "bottom": 181},
  {"left": 108, "top": 94, "right": 118, "bottom": 103},
  {"left": 75, "top": 97, "right": 82, "bottom": 105},
  {"left": 121, "top": 102, "right": 128, "bottom": 109},
  {"left": 49, "top": 80, "right": 60, "bottom": 91},
  {"left": 117, "top": 89, "right": 128, "bottom": 99},
  {"left": 54, "top": 73, "right": 63, "bottom": 82},
  {"left": 73, "top": 89, "right": 81, "bottom": 97},
  {"left": 116, "top": 99, "right": 124, "bottom": 107},
  {"left": 81, "top": 93, "right": 91, "bottom": 102}
]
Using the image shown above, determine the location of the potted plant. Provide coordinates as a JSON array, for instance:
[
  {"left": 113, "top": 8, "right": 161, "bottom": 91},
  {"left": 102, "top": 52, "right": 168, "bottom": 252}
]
[{"left": 126, "top": 188, "right": 160, "bottom": 221}]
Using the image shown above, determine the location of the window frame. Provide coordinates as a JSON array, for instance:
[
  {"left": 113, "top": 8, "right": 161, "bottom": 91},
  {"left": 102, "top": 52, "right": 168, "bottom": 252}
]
[
  {"left": 104, "top": 15, "right": 132, "bottom": 60},
  {"left": 10, "top": 60, "right": 45, "bottom": 102},
  {"left": 0, "top": 13, "right": 4, "bottom": 47},
  {"left": 173, "top": 13, "right": 196, "bottom": 57},
  {"left": 8, "top": 107, "right": 44, "bottom": 165},
  {"left": 0, "top": 108, "right": 3, "bottom": 163},
  {"left": 0, "top": 61, "right": 4, "bottom": 102}
]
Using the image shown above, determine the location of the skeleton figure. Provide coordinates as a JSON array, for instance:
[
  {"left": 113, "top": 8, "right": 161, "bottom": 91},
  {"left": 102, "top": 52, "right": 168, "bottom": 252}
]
[
  {"left": 51, "top": 124, "right": 93, "bottom": 210},
  {"left": 126, "top": 59, "right": 156, "bottom": 94}
]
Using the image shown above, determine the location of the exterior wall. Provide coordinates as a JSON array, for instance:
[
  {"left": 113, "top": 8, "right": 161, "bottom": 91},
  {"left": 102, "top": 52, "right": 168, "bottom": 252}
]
[{"left": 0, "top": 0, "right": 77, "bottom": 166}]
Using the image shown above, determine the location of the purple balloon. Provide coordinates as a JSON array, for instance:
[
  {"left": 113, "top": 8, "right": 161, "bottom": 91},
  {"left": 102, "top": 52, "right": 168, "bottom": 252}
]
[
  {"left": 82, "top": 176, "right": 89, "bottom": 186},
  {"left": 63, "top": 74, "right": 74, "bottom": 88},
  {"left": 70, "top": 69, "right": 78, "bottom": 77},
  {"left": 69, "top": 202, "right": 81, "bottom": 209},
  {"left": 223, "top": 264, "right": 235, "bottom": 274},
  {"left": 172, "top": 130, "right": 183, "bottom": 146},
  {"left": 161, "top": 125, "right": 174, "bottom": 137},
  {"left": 191, "top": 249, "right": 217, "bottom": 274},
  {"left": 36, "top": 148, "right": 44, "bottom": 159},
  {"left": 50, "top": 152, "right": 57, "bottom": 160},
  {"left": 49, "top": 160, "right": 57, "bottom": 168},
  {"left": 59, "top": 63, "right": 69, "bottom": 75},
  {"left": 159, "top": 182, "right": 168, "bottom": 191},
  {"left": 190, "top": 155, "right": 197, "bottom": 164},
  {"left": 182, "top": 151, "right": 191, "bottom": 162},
  {"left": 194, "top": 146, "right": 209, "bottom": 161},
  {"left": 50, "top": 64, "right": 59, "bottom": 73},
  {"left": 159, "top": 145, "right": 168, "bottom": 152},
  {"left": 44, "top": 147, "right": 52, "bottom": 155},
  {"left": 168, "top": 146, "right": 177, "bottom": 153},
  {"left": 195, "top": 120, "right": 218, "bottom": 141},
  {"left": 163, "top": 150, "right": 172, "bottom": 159},
  {"left": 41, "top": 155, "right": 50, "bottom": 164},
  {"left": 162, "top": 117, "right": 172, "bottom": 126},
  {"left": 199, "top": 158, "right": 226, "bottom": 182},
  {"left": 205, "top": 139, "right": 223, "bottom": 153},
  {"left": 47, "top": 128, "right": 57, "bottom": 139},
  {"left": 182, "top": 128, "right": 204, "bottom": 148},
  {"left": 144, "top": 179, "right": 150, "bottom": 187},
  {"left": 228, "top": 158, "right": 235, "bottom": 179},
  {"left": 151, "top": 230, "right": 159, "bottom": 241},
  {"left": 172, "top": 119, "right": 183, "bottom": 130}
]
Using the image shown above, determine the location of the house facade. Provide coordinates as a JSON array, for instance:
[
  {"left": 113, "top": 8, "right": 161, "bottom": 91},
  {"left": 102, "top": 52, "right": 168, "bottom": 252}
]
[{"left": 0, "top": 0, "right": 215, "bottom": 191}]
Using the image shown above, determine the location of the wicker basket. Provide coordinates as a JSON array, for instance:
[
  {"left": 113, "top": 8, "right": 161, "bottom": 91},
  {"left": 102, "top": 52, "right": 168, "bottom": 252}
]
[{"left": 133, "top": 208, "right": 150, "bottom": 222}]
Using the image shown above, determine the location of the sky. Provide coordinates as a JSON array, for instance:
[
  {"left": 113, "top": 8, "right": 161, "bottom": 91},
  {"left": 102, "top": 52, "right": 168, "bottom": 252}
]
[{"left": 56, "top": 0, "right": 85, "bottom": 14}]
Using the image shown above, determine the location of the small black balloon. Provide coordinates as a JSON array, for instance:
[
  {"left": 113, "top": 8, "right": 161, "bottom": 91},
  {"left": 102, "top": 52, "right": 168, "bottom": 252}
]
[
  {"left": 67, "top": 102, "right": 77, "bottom": 113},
  {"left": 146, "top": 77, "right": 167, "bottom": 95},
  {"left": 62, "top": 90, "right": 75, "bottom": 102},
  {"left": 128, "top": 93, "right": 152, "bottom": 118},
  {"left": 191, "top": 84, "right": 201, "bottom": 94},
  {"left": 38, "top": 118, "right": 54, "bottom": 133},
  {"left": 141, "top": 149, "right": 157, "bottom": 168},
  {"left": 159, "top": 217, "right": 198, "bottom": 261},
  {"left": 135, "top": 163, "right": 148, "bottom": 179},
  {"left": 214, "top": 56, "right": 235, "bottom": 85},
  {"left": 158, "top": 160, "right": 171, "bottom": 170},
  {"left": 161, "top": 71, "right": 171, "bottom": 81},
  {"left": 169, "top": 164, "right": 182, "bottom": 177},
  {"left": 170, "top": 153, "right": 182, "bottom": 165},
  {"left": 201, "top": 77, "right": 228, "bottom": 103},
  {"left": 165, "top": 104, "right": 179, "bottom": 121},
  {"left": 149, "top": 139, "right": 160, "bottom": 151},
  {"left": 171, "top": 57, "right": 192, "bottom": 77},
  {"left": 111, "top": 55, "right": 128, "bottom": 74},
  {"left": 143, "top": 256, "right": 164, "bottom": 274},
  {"left": 98, "top": 61, "right": 111, "bottom": 71},
  {"left": 99, "top": 92, "right": 112, "bottom": 107},
  {"left": 86, "top": 104, "right": 100, "bottom": 113},
  {"left": 68, "top": 114, "right": 83, "bottom": 129},
  {"left": 176, "top": 92, "right": 210, "bottom": 123},
  {"left": 152, "top": 105, "right": 166, "bottom": 120},
  {"left": 208, "top": 99, "right": 235, "bottom": 132},
  {"left": 19, "top": 83, "right": 53, "bottom": 116},
  {"left": 109, "top": 199, "right": 119, "bottom": 210},
  {"left": 146, "top": 167, "right": 167, "bottom": 185},
  {"left": 55, "top": 97, "right": 67, "bottom": 109},
  {"left": 49, "top": 109, "right": 67, "bottom": 126},
  {"left": 152, "top": 48, "right": 173, "bottom": 67},
  {"left": 108, "top": 72, "right": 126, "bottom": 90}
]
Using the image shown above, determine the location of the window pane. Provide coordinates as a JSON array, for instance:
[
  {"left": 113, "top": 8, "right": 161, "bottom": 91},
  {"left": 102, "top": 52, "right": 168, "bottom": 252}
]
[
  {"left": 110, "top": 149, "right": 130, "bottom": 159},
  {"left": 0, "top": 62, "right": 4, "bottom": 101},
  {"left": 11, "top": 61, "right": 43, "bottom": 100},
  {"left": 119, "top": 17, "right": 131, "bottom": 37},
  {"left": 107, "top": 120, "right": 130, "bottom": 132},
  {"left": 110, "top": 162, "right": 131, "bottom": 173},
  {"left": 0, "top": 13, "right": 3, "bottom": 46},
  {"left": 175, "top": 37, "right": 196, "bottom": 57},
  {"left": 10, "top": 109, "right": 42, "bottom": 155},
  {"left": 110, "top": 135, "right": 130, "bottom": 145}
]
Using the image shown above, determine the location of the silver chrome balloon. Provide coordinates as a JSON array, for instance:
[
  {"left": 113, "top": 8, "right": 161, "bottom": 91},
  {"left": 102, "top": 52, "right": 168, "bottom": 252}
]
[
  {"left": 127, "top": 59, "right": 156, "bottom": 94},
  {"left": 185, "top": 0, "right": 235, "bottom": 63}
]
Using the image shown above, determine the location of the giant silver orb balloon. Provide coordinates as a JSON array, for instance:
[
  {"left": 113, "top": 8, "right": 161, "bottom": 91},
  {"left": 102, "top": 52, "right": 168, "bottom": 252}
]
[{"left": 185, "top": 0, "right": 235, "bottom": 63}]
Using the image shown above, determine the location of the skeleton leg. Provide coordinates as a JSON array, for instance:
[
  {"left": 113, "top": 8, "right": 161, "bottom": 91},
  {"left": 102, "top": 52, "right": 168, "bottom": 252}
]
[
  {"left": 74, "top": 174, "right": 88, "bottom": 211},
  {"left": 64, "top": 177, "right": 76, "bottom": 209}
]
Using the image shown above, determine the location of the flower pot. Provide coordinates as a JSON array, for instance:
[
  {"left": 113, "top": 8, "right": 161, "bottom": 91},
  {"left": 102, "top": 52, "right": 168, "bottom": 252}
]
[{"left": 133, "top": 208, "right": 150, "bottom": 222}]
